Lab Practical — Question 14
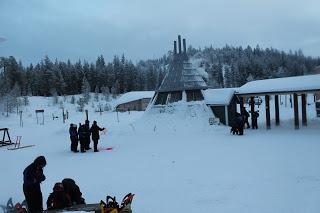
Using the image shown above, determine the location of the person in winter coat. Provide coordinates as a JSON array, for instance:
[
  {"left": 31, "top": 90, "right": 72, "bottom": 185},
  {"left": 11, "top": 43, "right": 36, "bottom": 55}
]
[
  {"left": 46, "top": 182, "right": 71, "bottom": 210},
  {"left": 84, "top": 120, "right": 91, "bottom": 150},
  {"left": 23, "top": 156, "right": 47, "bottom": 213},
  {"left": 69, "top": 124, "right": 79, "bottom": 153},
  {"left": 252, "top": 110, "right": 259, "bottom": 129},
  {"left": 62, "top": 178, "right": 85, "bottom": 205},
  {"left": 235, "top": 112, "right": 244, "bottom": 135},
  {"left": 78, "top": 123, "right": 86, "bottom": 153},
  {"left": 90, "top": 121, "right": 105, "bottom": 152},
  {"left": 243, "top": 107, "right": 250, "bottom": 129}
]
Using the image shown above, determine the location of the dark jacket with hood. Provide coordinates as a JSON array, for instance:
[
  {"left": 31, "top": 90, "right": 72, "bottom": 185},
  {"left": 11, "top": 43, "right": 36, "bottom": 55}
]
[
  {"left": 23, "top": 156, "right": 46, "bottom": 187},
  {"left": 90, "top": 122, "right": 104, "bottom": 140}
]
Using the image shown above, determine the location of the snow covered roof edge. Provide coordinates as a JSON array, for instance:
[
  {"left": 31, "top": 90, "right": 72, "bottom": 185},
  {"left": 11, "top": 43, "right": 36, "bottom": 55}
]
[{"left": 238, "top": 74, "right": 320, "bottom": 95}]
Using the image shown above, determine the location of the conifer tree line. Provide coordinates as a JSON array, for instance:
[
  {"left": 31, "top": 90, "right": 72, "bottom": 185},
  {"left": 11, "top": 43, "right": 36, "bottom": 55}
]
[{"left": 0, "top": 45, "right": 319, "bottom": 101}]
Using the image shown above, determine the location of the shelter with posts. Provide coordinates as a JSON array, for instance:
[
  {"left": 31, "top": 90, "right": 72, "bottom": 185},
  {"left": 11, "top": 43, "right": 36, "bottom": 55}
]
[
  {"left": 237, "top": 74, "right": 320, "bottom": 129},
  {"left": 150, "top": 35, "right": 208, "bottom": 107},
  {"left": 203, "top": 88, "right": 238, "bottom": 126}
]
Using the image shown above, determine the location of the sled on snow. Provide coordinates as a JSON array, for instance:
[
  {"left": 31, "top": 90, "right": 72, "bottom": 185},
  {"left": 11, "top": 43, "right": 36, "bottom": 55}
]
[
  {"left": 7, "top": 136, "right": 35, "bottom": 150},
  {"left": 45, "top": 193, "right": 134, "bottom": 213}
]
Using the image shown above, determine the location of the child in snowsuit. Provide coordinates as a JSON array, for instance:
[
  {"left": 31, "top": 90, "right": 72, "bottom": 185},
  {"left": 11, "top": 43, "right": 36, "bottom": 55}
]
[
  {"left": 90, "top": 121, "right": 105, "bottom": 152},
  {"left": 84, "top": 120, "right": 91, "bottom": 150},
  {"left": 234, "top": 113, "right": 244, "bottom": 135},
  {"left": 62, "top": 178, "right": 85, "bottom": 205},
  {"left": 69, "top": 124, "right": 79, "bottom": 152},
  {"left": 78, "top": 123, "right": 87, "bottom": 153},
  {"left": 46, "top": 183, "right": 71, "bottom": 210},
  {"left": 23, "top": 156, "right": 46, "bottom": 213},
  {"left": 243, "top": 108, "right": 250, "bottom": 128},
  {"left": 252, "top": 110, "right": 259, "bottom": 129}
]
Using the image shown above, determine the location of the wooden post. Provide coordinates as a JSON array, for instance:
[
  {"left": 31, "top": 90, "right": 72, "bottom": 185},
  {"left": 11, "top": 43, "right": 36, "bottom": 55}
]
[
  {"left": 275, "top": 95, "right": 280, "bottom": 126},
  {"left": 19, "top": 111, "right": 23, "bottom": 127},
  {"left": 265, "top": 95, "right": 271, "bottom": 129},
  {"left": 250, "top": 96, "right": 255, "bottom": 128},
  {"left": 290, "top": 94, "right": 293, "bottom": 108},
  {"left": 239, "top": 96, "right": 244, "bottom": 115},
  {"left": 285, "top": 95, "right": 287, "bottom": 107},
  {"left": 301, "top": 94, "right": 307, "bottom": 126},
  {"left": 62, "top": 108, "right": 65, "bottom": 124},
  {"left": 293, "top": 93, "right": 299, "bottom": 129},
  {"left": 85, "top": 110, "right": 88, "bottom": 121},
  {"left": 116, "top": 109, "right": 119, "bottom": 123}
]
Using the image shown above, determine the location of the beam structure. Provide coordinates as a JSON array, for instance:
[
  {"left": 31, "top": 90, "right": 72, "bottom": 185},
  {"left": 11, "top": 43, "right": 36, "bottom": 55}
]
[
  {"left": 265, "top": 95, "right": 271, "bottom": 129},
  {"left": 275, "top": 95, "right": 280, "bottom": 126},
  {"left": 301, "top": 94, "right": 307, "bottom": 126},
  {"left": 293, "top": 93, "right": 299, "bottom": 129}
]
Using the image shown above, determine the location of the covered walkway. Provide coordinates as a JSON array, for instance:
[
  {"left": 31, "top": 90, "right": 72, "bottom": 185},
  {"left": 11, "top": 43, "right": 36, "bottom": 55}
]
[{"left": 236, "top": 74, "right": 320, "bottom": 129}]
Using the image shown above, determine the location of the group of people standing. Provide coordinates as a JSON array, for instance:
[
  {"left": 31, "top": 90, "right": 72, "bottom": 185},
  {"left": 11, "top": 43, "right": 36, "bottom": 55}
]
[
  {"left": 232, "top": 107, "right": 259, "bottom": 135},
  {"left": 69, "top": 120, "right": 105, "bottom": 153},
  {"left": 23, "top": 156, "right": 85, "bottom": 213}
]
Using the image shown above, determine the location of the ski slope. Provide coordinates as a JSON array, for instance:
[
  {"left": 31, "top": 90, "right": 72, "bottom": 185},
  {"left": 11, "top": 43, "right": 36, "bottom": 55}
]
[{"left": 0, "top": 94, "right": 320, "bottom": 213}]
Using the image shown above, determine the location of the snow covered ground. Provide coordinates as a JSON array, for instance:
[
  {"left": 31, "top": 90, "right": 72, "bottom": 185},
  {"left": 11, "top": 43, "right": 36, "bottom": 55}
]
[{"left": 0, "top": 94, "right": 320, "bottom": 213}]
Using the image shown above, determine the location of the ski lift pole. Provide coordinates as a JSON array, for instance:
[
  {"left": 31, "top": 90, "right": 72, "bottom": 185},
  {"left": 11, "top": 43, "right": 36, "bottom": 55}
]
[
  {"left": 116, "top": 109, "right": 119, "bottom": 123},
  {"left": 19, "top": 111, "right": 23, "bottom": 127}
]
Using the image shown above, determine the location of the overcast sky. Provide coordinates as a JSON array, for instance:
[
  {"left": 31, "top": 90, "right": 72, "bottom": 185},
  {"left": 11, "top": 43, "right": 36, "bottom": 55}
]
[{"left": 0, "top": 0, "right": 320, "bottom": 65}]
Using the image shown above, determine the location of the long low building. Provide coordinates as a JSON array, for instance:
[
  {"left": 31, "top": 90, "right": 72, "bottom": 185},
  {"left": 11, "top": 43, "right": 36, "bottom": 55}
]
[{"left": 114, "top": 91, "right": 155, "bottom": 112}]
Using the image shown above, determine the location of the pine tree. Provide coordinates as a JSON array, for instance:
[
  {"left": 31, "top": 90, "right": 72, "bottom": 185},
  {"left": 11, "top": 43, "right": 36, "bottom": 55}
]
[{"left": 81, "top": 77, "right": 91, "bottom": 103}]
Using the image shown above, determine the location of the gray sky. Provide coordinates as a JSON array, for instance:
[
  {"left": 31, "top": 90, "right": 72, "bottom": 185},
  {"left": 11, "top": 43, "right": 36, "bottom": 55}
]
[{"left": 0, "top": 0, "right": 320, "bottom": 65}]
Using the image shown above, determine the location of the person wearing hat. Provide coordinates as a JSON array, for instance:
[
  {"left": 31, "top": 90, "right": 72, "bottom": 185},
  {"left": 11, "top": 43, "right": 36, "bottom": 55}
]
[
  {"left": 23, "top": 156, "right": 47, "bottom": 213},
  {"left": 90, "top": 121, "right": 105, "bottom": 152}
]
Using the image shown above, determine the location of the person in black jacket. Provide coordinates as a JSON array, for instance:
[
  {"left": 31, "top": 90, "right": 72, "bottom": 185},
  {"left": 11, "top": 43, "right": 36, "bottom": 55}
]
[
  {"left": 243, "top": 107, "right": 250, "bottom": 129},
  {"left": 46, "top": 182, "right": 71, "bottom": 210},
  {"left": 90, "top": 121, "right": 105, "bottom": 152},
  {"left": 234, "top": 112, "right": 244, "bottom": 135},
  {"left": 23, "top": 156, "right": 47, "bottom": 213},
  {"left": 69, "top": 124, "right": 79, "bottom": 153},
  {"left": 84, "top": 120, "right": 91, "bottom": 150},
  {"left": 78, "top": 123, "right": 86, "bottom": 153},
  {"left": 62, "top": 178, "right": 85, "bottom": 205},
  {"left": 252, "top": 110, "right": 259, "bottom": 129}
]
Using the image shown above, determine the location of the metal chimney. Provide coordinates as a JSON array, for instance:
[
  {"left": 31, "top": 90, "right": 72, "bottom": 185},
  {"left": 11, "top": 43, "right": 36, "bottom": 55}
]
[
  {"left": 183, "top": 38, "right": 186, "bottom": 54},
  {"left": 174, "top": 41, "right": 177, "bottom": 55},
  {"left": 178, "top": 35, "right": 182, "bottom": 54}
]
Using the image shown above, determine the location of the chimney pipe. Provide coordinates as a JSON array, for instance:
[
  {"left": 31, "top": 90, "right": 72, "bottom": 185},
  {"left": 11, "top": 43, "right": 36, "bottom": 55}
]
[
  {"left": 183, "top": 38, "right": 186, "bottom": 54},
  {"left": 178, "top": 35, "right": 182, "bottom": 54},
  {"left": 174, "top": 41, "right": 177, "bottom": 55}
]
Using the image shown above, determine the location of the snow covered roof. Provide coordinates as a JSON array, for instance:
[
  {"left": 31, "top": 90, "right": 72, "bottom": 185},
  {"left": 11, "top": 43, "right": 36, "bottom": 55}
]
[
  {"left": 114, "top": 91, "right": 155, "bottom": 107},
  {"left": 203, "top": 88, "right": 238, "bottom": 105},
  {"left": 158, "top": 60, "right": 207, "bottom": 92},
  {"left": 238, "top": 74, "right": 320, "bottom": 95}
]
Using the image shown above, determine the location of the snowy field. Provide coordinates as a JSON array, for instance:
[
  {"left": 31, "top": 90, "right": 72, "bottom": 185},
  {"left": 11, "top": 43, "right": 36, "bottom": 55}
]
[{"left": 0, "top": 94, "right": 320, "bottom": 213}]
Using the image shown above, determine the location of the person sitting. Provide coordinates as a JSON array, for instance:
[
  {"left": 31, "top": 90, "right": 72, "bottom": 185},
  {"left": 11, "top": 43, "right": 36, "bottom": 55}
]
[
  {"left": 62, "top": 178, "right": 85, "bottom": 205},
  {"left": 46, "top": 182, "right": 71, "bottom": 210}
]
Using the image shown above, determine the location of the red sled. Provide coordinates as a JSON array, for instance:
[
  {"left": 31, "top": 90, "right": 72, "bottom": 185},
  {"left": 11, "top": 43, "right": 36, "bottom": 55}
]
[{"left": 98, "top": 147, "right": 113, "bottom": 151}]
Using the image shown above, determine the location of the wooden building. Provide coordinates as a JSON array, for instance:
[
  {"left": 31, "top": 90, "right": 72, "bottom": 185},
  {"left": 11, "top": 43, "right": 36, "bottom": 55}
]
[
  {"left": 151, "top": 35, "right": 208, "bottom": 107},
  {"left": 115, "top": 91, "right": 154, "bottom": 112},
  {"left": 203, "top": 88, "right": 238, "bottom": 126},
  {"left": 237, "top": 74, "right": 320, "bottom": 129}
]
